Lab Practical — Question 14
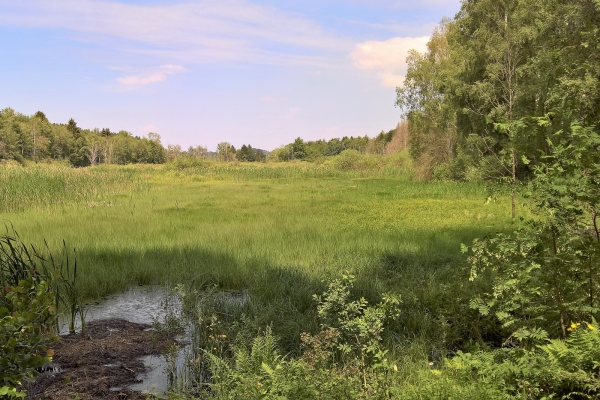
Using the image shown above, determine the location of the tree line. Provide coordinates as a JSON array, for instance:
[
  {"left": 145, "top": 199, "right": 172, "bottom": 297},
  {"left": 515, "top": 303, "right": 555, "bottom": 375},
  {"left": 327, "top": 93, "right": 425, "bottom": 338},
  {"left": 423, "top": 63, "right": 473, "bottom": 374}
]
[
  {"left": 0, "top": 108, "right": 166, "bottom": 166},
  {"left": 1, "top": 107, "right": 410, "bottom": 166},
  {"left": 397, "top": 0, "right": 600, "bottom": 188},
  {"left": 269, "top": 122, "right": 409, "bottom": 162},
  {"left": 395, "top": 1, "right": 600, "bottom": 394}
]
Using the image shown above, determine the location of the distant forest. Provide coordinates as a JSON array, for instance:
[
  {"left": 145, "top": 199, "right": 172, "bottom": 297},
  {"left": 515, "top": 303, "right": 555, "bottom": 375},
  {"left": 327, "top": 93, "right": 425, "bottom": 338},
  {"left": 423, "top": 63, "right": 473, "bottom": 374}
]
[
  {"left": 0, "top": 107, "right": 408, "bottom": 166},
  {"left": 0, "top": 109, "right": 165, "bottom": 167}
]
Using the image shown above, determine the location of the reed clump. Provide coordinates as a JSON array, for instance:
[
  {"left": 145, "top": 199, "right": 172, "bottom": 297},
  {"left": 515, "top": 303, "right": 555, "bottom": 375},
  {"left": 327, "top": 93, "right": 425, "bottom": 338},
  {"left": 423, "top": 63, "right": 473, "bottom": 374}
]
[
  {"left": 0, "top": 226, "right": 84, "bottom": 334},
  {"left": 0, "top": 164, "right": 148, "bottom": 213}
]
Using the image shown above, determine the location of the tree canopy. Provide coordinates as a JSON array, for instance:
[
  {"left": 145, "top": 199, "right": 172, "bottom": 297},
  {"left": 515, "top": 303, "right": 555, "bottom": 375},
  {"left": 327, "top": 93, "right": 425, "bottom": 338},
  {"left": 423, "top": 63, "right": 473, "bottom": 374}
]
[{"left": 0, "top": 109, "right": 166, "bottom": 166}]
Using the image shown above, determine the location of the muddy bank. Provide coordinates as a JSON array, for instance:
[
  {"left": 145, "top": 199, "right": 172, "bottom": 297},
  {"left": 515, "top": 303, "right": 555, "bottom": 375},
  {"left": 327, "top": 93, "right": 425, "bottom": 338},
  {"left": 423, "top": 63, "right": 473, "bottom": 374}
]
[{"left": 26, "top": 319, "right": 178, "bottom": 400}]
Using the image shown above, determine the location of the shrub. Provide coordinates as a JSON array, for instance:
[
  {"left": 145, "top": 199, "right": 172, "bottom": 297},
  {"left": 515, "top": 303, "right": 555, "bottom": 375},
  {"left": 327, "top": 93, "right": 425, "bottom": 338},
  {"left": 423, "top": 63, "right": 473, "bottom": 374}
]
[
  {"left": 327, "top": 150, "right": 382, "bottom": 171},
  {"left": 0, "top": 228, "right": 80, "bottom": 397},
  {"left": 1, "top": 276, "right": 57, "bottom": 397},
  {"left": 166, "top": 155, "right": 206, "bottom": 171}
]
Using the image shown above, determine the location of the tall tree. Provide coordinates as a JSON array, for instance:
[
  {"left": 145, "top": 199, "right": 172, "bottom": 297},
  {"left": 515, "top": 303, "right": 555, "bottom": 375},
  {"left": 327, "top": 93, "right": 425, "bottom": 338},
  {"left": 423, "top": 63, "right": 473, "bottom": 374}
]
[
  {"left": 217, "top": 142, "right": 235, "bottom": 162},
  {"left": 396, "top": 21, "right": 458, "bottom": 179},
  {"left": 292, "top": 137, "right": 306, "bottom": 160},
  {"left": 66, "top": 118, "right": 81, "bottom": 139}
]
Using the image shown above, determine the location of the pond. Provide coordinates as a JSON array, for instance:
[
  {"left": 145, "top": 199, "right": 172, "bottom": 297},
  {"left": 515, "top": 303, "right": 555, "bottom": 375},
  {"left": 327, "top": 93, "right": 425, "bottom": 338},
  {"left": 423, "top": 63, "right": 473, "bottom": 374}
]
[{"left": 52, "top": 285, "right": 249, "bottom": 396}]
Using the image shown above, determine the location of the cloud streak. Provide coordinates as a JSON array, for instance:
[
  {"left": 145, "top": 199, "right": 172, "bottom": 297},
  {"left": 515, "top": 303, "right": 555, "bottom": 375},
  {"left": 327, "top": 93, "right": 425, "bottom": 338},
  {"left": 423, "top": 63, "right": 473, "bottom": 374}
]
[
  {"left": 116, "top": 64, "right": 185, "bottom": 86},
  {"left": 0, "top": 0, "right": 351, "bottom": 67},
  {"left": 350, "top": 36, "right": 429, "bottom": 87}
]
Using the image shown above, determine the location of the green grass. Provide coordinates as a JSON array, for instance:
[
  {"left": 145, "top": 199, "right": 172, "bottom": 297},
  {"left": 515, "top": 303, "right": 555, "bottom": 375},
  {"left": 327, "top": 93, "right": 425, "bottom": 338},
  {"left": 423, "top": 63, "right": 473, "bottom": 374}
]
[
  {"left": 1, "top": 162, "right": 519, "bottom": 352},
  {"left": 0, "top": 163, "right": 148, "bottom": 213}
]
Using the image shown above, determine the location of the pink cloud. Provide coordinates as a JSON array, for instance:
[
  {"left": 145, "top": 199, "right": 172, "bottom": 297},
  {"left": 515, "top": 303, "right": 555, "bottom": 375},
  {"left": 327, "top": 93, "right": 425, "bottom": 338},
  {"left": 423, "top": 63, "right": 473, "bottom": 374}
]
[{"left": 141, "top": 124, "right": 158, "bottom": 132}]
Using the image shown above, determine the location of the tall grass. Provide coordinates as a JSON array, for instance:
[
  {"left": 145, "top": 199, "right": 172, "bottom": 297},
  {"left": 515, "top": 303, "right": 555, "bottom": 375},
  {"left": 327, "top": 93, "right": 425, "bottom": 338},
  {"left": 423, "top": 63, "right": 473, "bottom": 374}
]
[
  {"left": 160, "top": 158, "right": 412, "bottom": 182},
  {"left": 0, "top": 164, "right": 148, "bottom": 213},
  {"left": 0, "top": 226, "right": 84, "bottom": 334},
  {"left": 1, "top": 162, "right": 520, "bottom": 354}
]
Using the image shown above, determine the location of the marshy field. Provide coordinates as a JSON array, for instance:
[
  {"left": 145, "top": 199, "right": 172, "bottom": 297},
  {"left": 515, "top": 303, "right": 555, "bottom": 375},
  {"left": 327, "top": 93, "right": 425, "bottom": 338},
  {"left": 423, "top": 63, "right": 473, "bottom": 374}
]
[
  {"left": 2, "top": 161, "right": 521, "bottom": 398},
  {"left": 2, "top": 161, "right": 511, "bottom": 304}
]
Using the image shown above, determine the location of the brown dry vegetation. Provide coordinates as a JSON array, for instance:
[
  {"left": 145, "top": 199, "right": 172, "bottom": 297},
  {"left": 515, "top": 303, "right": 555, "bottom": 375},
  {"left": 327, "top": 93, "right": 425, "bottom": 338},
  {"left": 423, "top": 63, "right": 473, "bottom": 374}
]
[
  {"left": 385, "top": 121, "right": 410, "bottom": 155},
  {"left": 26, "top": 319, "right": 177, "bottom": 400}
]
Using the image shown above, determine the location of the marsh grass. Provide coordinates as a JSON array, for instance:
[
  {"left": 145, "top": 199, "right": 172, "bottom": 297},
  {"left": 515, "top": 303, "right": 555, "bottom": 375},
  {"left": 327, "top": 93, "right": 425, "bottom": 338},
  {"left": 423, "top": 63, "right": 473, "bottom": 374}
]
[
  {"left": 0, "top": 225, "right": 84, "bottom": 334},
  {"left": 159, "top": 159, "right": 412, "bottom": 182},
  {"left": 1, "top": 162, "right": 521, "bottom": 355},
  {"left": 0, "top": 164, "right": 148, "bottom": 213}
]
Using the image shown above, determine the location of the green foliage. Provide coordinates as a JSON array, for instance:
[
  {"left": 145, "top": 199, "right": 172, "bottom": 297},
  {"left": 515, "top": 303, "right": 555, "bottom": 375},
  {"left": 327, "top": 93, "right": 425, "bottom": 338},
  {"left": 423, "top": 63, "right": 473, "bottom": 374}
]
[
  {"left": 216, "top": 142, "right": 236, "bottom": 162},
  {"left": 0, "top": 108, "right": 166, "bottom": 165},
  {"left": 314, "top": 274, "right": 401, "bottom": 368},
  {"left": 166, "top": 154, "right": 206, "bottom": 171},
  {"left": 206, "top": 326, "right": 380, "bottom": 400},
  {"left": 236, "top": 144, "right": 265, "bottom": 162},
  {"left": 540, "top": 319, "right": 600, "bottom": 396},
  {"left": 0, "top": 164, "right": 148, "bottom": 213},
  {"left": 275, "top": 134, "right": 382, "bottom": 162},
  {"left": 431, "top": 322, "right": 600, "bottom": 399},
  {"left": 326, "top": 150, "right": 380, "bottom": 171},
  {"left": 466, "top": 121, "right": 600, "bottom": 343},
  {"left": 291, "top": 137, "right": 307, "bottom": 160},
  {"left": 0, "top": 226, "right": 85, "bottom": 331},
  {"left": 396, "top": 0, "right": 600, "bottom": 196},
  {"left": 197, "top": 276, "right": 403, "bottom": 399},
  {"left": 1, "top": 275, "right": 57, "bottom": 396}
]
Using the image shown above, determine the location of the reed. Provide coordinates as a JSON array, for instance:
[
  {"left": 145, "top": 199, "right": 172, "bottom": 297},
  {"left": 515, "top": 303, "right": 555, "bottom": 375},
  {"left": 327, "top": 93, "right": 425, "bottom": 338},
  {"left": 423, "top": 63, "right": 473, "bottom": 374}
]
[
  {"left": 0, "top": 164, "right": 148, "bottom": 213},
  {"left": 0, "top": 225, "right": 84, "bottom": 334}
]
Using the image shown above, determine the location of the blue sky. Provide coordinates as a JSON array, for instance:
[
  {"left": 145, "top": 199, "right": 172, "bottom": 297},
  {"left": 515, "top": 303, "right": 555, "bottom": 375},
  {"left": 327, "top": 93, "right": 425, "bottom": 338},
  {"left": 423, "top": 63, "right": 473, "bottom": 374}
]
[{"left": 0, "top": 0, "right": 461, "bottom": 151}]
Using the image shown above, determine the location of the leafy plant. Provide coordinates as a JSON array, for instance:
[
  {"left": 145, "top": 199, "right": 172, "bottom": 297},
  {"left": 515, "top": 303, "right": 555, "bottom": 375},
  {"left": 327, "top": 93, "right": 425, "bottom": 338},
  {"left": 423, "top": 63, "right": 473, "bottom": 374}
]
[
  {"left": 465, "top": 122, "right": 600, "bottom": 343},
  {"left": 313, "top": 274, "right": 401, "bottom": 389},
  {"left": 0, "top": 227, "right": 84, "bottom": 335},
  {"left": 0, "top": 227, "right": 84, "bottom": 397},
  {"left": 0, "top": 274, "right": 57, "bottom": 397}
]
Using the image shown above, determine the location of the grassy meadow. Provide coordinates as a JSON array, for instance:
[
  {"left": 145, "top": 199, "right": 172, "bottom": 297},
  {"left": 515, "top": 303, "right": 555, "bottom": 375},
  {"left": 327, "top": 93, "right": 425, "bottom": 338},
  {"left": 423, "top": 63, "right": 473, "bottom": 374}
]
[{"left": 1, "top": 161, "right": 517, "bottom": 354}]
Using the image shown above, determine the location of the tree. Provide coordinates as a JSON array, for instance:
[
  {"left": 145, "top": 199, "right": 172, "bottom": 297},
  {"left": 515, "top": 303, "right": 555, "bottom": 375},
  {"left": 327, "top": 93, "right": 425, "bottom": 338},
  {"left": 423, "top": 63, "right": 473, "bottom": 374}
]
[
  {"left": 396, "top": 21, "right": 458, "bottom": 180},
  {"left": 100, "top": 128, "right": 113, "bottom": 137},
  {"left": 86, "top": 130, "right": 101, "bottom": 166},
  {"left": 66, "top": 118, "right": 81, "bottom": 140},
  {"left": 292, "top": 137, "right": 306, "bottom": 160},
  {"left": 187, "top": 145, "right": 208, "bottom": 160},
  {"left": 271, "top": 145, "right": 293, "bottom": 162},
  {"left": 451, "top": 0, "right": 546, "bottom": 217},
  {"left": 48, "top": 125, "right": 72, "bottom": 161},
  {"left": 467, "top": 122, "right": 600, "bottom": 343},
  {"left": 236, "top": 144, "right": 264, "bottom": 162},
  {"left": 33, "top": 110, "right": 48, "bottom": 123},
  {"left": 29, "top": 114, "right": 51, "bottom": 162},
  {"left": 217, "top": 142, "right": 235, "bottom": 162}
]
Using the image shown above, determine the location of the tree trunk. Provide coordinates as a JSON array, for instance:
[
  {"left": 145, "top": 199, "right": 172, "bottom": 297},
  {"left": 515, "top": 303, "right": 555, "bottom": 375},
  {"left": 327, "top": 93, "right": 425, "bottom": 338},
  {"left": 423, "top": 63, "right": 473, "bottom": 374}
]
[{"left": 511, "top": 148, "right": 516, "bottom": 219}]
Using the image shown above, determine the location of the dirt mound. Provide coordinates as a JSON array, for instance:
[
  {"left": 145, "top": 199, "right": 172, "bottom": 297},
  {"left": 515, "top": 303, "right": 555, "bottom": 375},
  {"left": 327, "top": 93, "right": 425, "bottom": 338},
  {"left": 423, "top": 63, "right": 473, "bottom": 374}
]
[{"left": 26, "top": 319, "right": 178, "bottom": 400}]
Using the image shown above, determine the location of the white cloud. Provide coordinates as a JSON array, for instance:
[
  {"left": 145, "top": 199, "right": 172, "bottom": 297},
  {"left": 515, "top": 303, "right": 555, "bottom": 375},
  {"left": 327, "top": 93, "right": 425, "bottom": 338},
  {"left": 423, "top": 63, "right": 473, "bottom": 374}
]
[
  {"left": 350, "top": 36, "right": 429, "bottom": 88},
  {"left": 378, "top": 72, "right": 406, "bottom": 88},
  {"left": 117, "top": 64, "right": 185, "bottom": 86}
]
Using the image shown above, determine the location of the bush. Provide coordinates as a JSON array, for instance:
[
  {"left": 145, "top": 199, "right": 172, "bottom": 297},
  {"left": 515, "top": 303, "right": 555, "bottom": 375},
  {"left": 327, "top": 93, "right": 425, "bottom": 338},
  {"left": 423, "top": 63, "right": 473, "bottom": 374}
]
[
  {"left": 1, "top": 276, "right": 57, "bottom": 397},
  {"left": 432, "top": 163, "right": 452, "bottom": 181},
  {"left": 166, "top": 155, "right": 206, "bottom": 171},
  {"left": 0, "top": 228, "right": 80, "bottom": 397},
  {"left": 385, "top": 149, "right": 413, "bottom": 170},
  {"left": 327, "top": 150, "right": 381, "bottom": 171}
]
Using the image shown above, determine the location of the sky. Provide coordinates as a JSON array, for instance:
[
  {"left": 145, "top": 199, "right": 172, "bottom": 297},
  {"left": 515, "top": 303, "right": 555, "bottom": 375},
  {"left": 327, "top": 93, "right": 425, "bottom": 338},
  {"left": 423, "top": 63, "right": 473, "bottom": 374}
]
[{"left": 0, "top": 0, "right": 461, "bottom": 151}]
